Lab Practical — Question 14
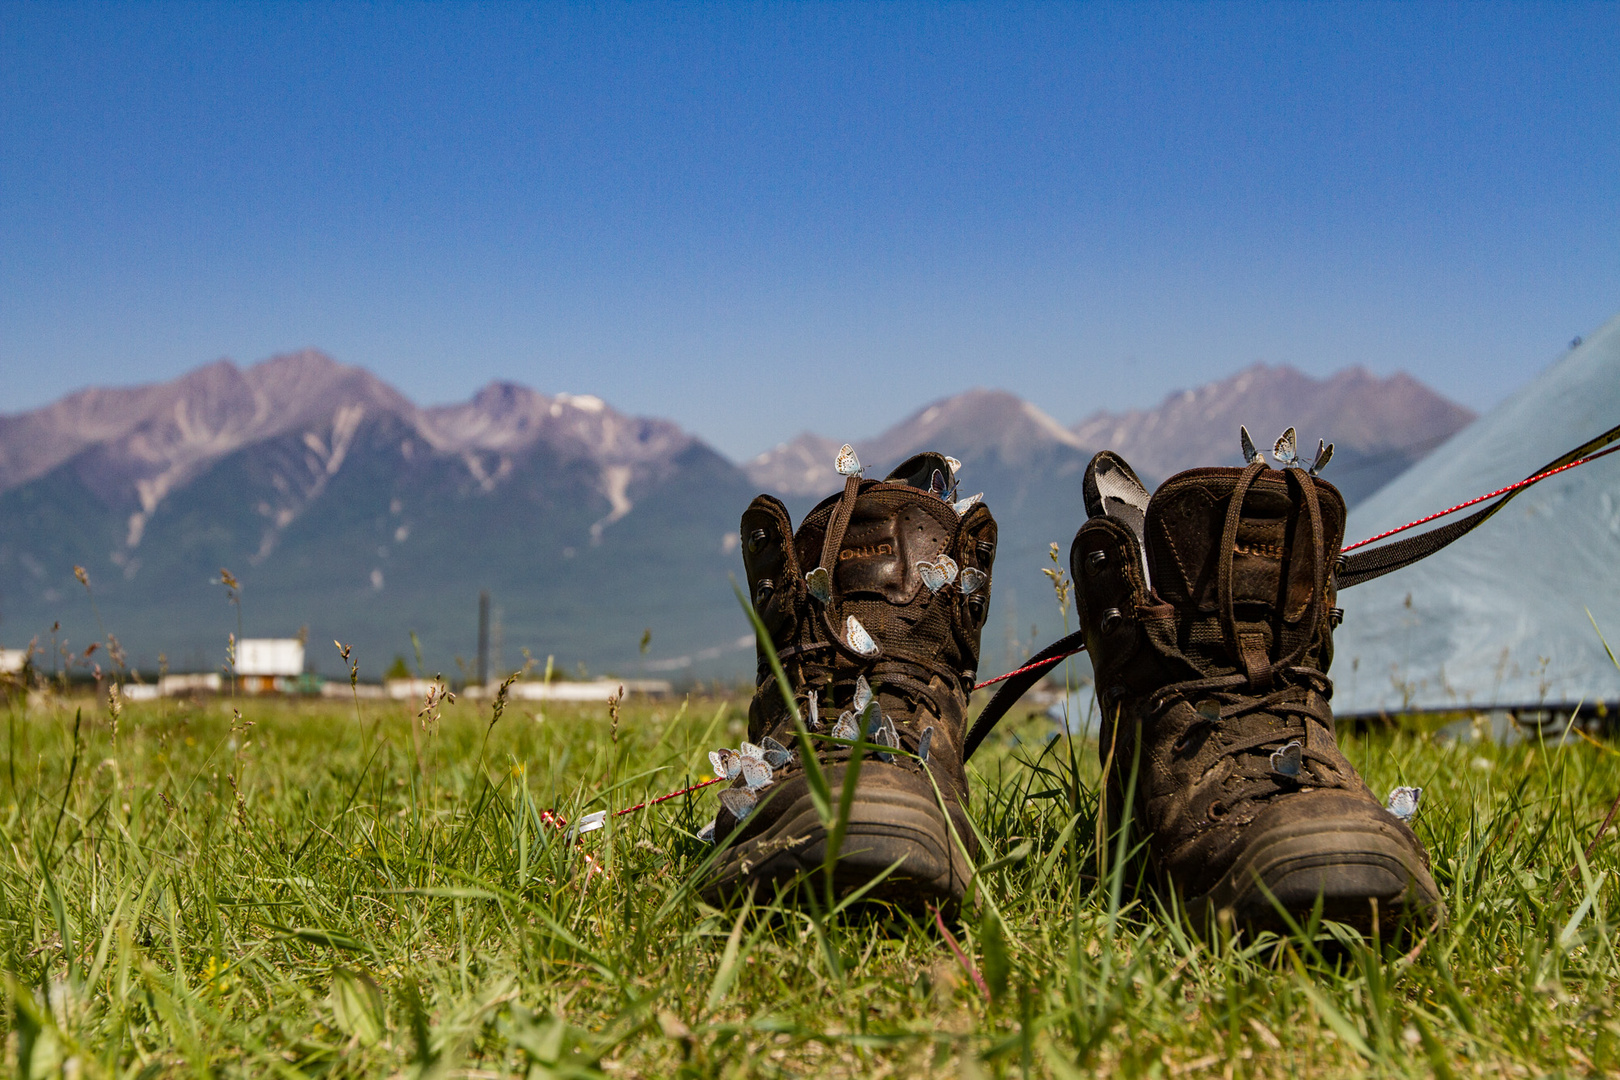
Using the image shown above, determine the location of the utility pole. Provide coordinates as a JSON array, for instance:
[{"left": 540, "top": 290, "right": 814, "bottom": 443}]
[{"left": 476, "top": 590, "right": 490, "bottom": 688}]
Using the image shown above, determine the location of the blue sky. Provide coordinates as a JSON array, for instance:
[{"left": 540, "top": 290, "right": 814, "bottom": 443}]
[{"left": 2, "top": 1, "right": 1616, "bottom": 460}]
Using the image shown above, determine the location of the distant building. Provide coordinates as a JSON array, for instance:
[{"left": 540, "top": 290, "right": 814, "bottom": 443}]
[
  {"left": 159, "top": 672, "right": 223, "bottom": 696},
  {"left": 502, "top": 678, "right": 673, "bottom": 702},
  {"left": 235, "top": 638, "right": 306, "bottom": 694}
]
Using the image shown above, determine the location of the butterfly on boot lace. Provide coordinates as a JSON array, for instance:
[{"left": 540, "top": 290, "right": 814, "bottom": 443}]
[
  {"left": 835, "top": 443, "right": 863, "bottom": 478},
  {"left": 804, "top": 566, "right": 832, "bottom": 604},
  {"left": 1269, "top": 740, "right": 1303, "bottom": 778},
  {"left": 845, "top": 615, "right": 879, "bottom": 656}
]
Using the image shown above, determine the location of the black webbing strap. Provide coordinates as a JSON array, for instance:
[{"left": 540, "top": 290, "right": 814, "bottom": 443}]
[
  {"left": 962, "top": 629, "right": 1085, "bottom": 761},
  {"left": 962, "top": 418, "right": 1620, "bottom": 760},
  {"left": 1337, "top": 419, "right": 1620, "bottom": 589}
]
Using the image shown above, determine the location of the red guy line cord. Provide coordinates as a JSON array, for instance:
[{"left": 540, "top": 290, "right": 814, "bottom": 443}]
[{"left": 1340, "top": 445, "right": 1619, "bottom": 552}]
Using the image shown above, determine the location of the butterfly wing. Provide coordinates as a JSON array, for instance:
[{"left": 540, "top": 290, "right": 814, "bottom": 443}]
[
  {"left": 1310, "top": 439, "right": 1334, "bottom": 476},
  {"left": 1272, "top": 426, "right": 1298, "bottom": 467},
  {"left": 959, "top": 568, "right": 987, "bottom": 595},
  {"left": 740, "top": 756, "right": 773, "bottom": 789},
  {"left": 1240, "top": 425, "right": 1263, "bottom": 465},
  {"left": 830, "top": 711, "right": 857, "bottom": 741},
  {"left": 1386, "top": 785, "right": 1421, "bottom": 822},
  {"left": 1269, "top": 740, "right": 1303, "bottom": 777},
  {"left": 719, "top": 787, "right": 757, "bottom": 820},
  {"left": 853, "top": 675, "right": 872, "bottom": 714},
  {"left": 845, "top": 615, "right": 879, "bottom": 656},
  {"left": 804, "top": 566, "right": 831, "bottom": 604},
  {"left": 835, "top": 443, "right": 863, "bottom": 477}
]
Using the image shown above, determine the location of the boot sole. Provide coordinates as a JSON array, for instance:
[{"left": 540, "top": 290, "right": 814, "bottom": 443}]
[
  {"left": 700, "top": 786, "right": 971, "bottom": 914},
  {"left": 1188, "top": 817, "right": 1444, "bottom": 936}
]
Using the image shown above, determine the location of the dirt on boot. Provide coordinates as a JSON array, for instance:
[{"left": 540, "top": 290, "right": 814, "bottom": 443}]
[
  {"left": 700, "top": 450, "right": 997, "bottom": 914},
  {"left": 1072, "top": 450, "right": 1443, "bottom": 936}
]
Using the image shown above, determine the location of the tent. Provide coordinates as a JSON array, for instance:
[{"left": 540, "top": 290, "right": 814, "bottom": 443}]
[{"left": 1332, "top": 313, "right": 1620, "bottom": 716}]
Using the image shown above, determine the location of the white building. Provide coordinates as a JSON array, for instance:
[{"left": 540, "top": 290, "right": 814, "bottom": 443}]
[{"left": 235, "top": 638, "right": 306, "bottom": 693}]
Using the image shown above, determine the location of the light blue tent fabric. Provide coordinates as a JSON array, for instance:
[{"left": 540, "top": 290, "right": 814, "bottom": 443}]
[{"left": 1332, "top": 313, "right": 1620, "bottom": 715}]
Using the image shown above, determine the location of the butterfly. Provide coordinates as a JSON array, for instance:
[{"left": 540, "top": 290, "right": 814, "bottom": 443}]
[
  {"left": 853, "top": 675, "right": 874, "bottom": 715},
  {"left": 1386, "top": 786, "right": 1422, "bottom": 823},
  {"left": 917, "top": 726, "right": 934, "bottom": 764},
  {"left": 738, "top": 742, "right": 775, "bottom": 784},
  {"left": 1308, "top": 438, "right": 1334, "bottom": 476},
  {"left": 953, "top": 492, "right": 983, "bottom": 515},
  {"left": 709, "top": 748, "right": 740, "bottom": 780},
  {"left": 945, "top": 456, "right": 963, "bottom": 473},
  {"left": 696, "top": 818, "right": 717, "bottom": 844},
  {"left": 959, "top": 567, "right": 988, "bottom": 595},
  {"left": 1195, "top": 699, "right": 1222, "bottom": 722},
  {"left": 917, "top": 553, "right": 959, "bottom": 593},
  {"left": 1240, "top": 425, "right": 1265, "bottom": 466},
  {"left": 719, "top": 787, "right": 757, "bottom": 820},
  {"left": 805, "top": 690, "right": 822, "bottom": 730},
  {"left": 1272, "top": 427, "right": 1299, "bottom": 468},
  {"left": 1269, "top": 740, "right": 1303, "bottom": 777},
  {"left": 846, "top": 615, "right": 879, "bottom": 656},
  {"left": 929, "top": 469, "right": 951, "bottom": 502},
  {"left": 867, "top": 711, "right": 900, "bottom": 763},
  {"left": 835, "top": 444, "right": 863, "bottom": 478},
  {"left": 804, "top": 566, "right": 832, "bottom": 604},
  {"left": 739, "top": 754, "right": 773, "bottom": 790},
  {"left": 830, "top": 710, "right": 859, "bottom": 741},
  {"left": 573, "top": 810, "right": 608, "bottom": 837},
  {"left": 759, "top": 736, "right": 794, "bottom": 768}
]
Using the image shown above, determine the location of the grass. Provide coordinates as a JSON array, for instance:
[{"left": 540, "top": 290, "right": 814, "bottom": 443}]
[{"left": 3, "top": 681, "right": 1620, "bottom": 1078}]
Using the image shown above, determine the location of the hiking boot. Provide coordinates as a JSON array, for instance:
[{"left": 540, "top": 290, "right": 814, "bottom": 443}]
[
  {"left": 1071, "top": 445, "right": 1443, "bottom": 935},
  {"left": 700, "top": 447, "right": 997, "bottom": 913}
]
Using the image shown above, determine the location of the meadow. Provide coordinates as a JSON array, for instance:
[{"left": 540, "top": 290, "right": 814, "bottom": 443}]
[{"left": 3, "top": 675, "right": 1619, "bottom": 1077}]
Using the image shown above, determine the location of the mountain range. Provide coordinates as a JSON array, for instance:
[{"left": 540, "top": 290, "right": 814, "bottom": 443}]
[{"left": 0, "top": 351, "right": 1473, "bottom": 682}]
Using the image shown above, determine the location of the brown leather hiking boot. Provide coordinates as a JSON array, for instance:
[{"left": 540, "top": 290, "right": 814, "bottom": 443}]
[
  {"left": 1072, "top": 446, "right": 1443, "bottom": 936},
  {"left": 699, "top": 447, "right": 996, "bottom": 912}
]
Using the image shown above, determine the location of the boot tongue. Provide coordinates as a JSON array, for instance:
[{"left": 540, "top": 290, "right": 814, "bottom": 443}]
[
  {"left": 807, "top": 484, "right": 958, "bottom": 603},
  {"left": 1142, "top": 467, "right": 1345, "bottom": 623}
]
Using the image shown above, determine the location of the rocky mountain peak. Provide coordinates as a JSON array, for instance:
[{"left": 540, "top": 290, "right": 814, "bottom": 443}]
[{"left": 1070, "top": 362, "right": 1476, "bottom": 485}]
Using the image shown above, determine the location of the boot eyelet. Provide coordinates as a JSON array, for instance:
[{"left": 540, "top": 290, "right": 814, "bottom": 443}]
[
  {"left": 1087, "top": 550, "right": 1108, "bottom": 573},
  {"left": 1329, "top": 607, "right": 1344, "bottom": 628},
  {"left": 754, "top": 579, "right": 775, "bottom": 605},
  {"left": 1100, "top": 608, "right": 1124, "bottom": 633},
  {"left": 1207, "top": 802, "right": 1227, "bottom": 820},
  {"left": 977, "top": 540, "right": 995, "bottom": 559},
  {"left": 1334, "top": 554, "right": 1349, "bottom": 575},
  {"left": 747, "top": 528, "right": 769, "bottom": 554},
  {"left": 967, "top": 595, "right": 986, "bottom": 620}
]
